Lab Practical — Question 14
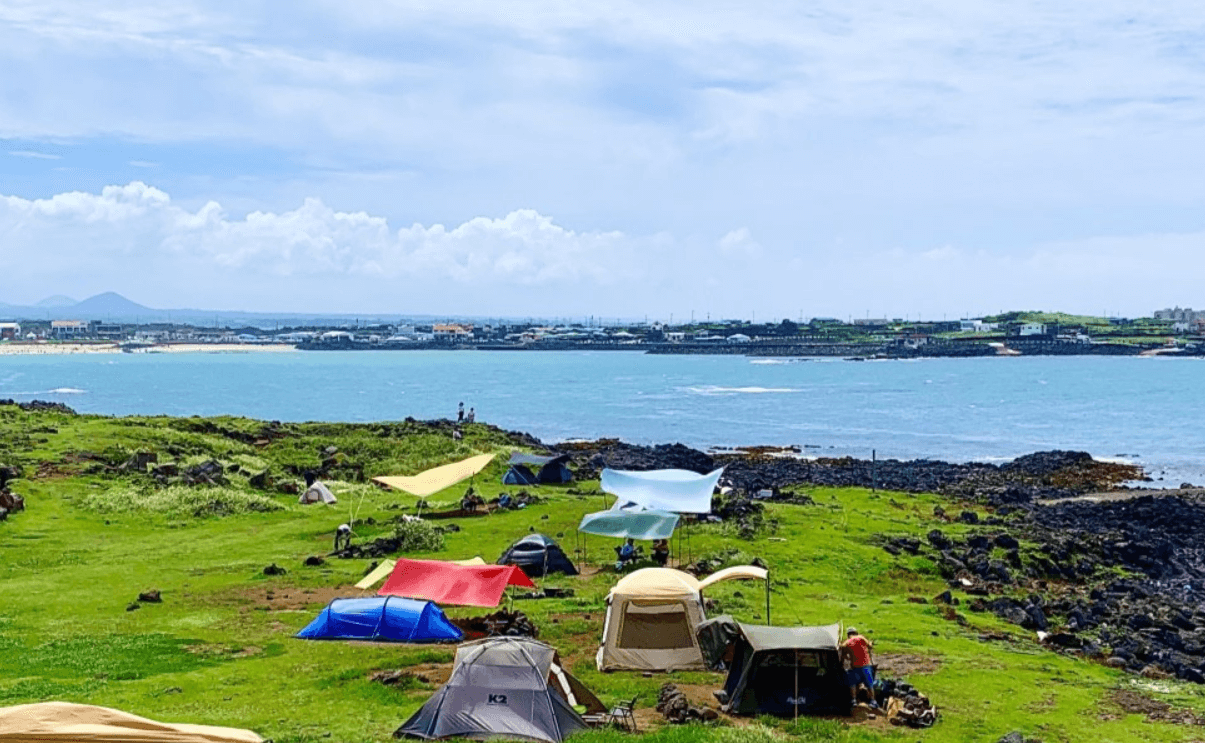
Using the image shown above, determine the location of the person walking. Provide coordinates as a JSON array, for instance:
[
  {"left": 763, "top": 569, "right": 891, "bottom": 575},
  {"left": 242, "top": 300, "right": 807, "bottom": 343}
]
[
  {"left": 841, "top": 627, "right": 877, "bottom": 708},
  {"left": 457, "top": 402, "right": 465, "bottom": 423}
]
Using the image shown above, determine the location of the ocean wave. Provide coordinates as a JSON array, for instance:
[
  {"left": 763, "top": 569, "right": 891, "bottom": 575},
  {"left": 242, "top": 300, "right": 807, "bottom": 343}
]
[
  {"left": 748, "top": 359, "right": 788, "bottom": 365},
  {"left": 49, "top": 387, "right": 87, "bottom": 394},
  {"left": 687, "top": 385, "right": 800, "bottom": 395}
]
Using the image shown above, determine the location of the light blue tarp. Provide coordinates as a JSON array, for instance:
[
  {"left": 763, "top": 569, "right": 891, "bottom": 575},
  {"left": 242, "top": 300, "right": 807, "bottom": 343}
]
[
  {"left": 578, "top": 507, "right": 680, "bottom": 540},
  {"left": 295, "top": 596, "right": 462, "bottom": 643},
  {"left": 600, "top": 468, "right": 724, "bottom": 514}
]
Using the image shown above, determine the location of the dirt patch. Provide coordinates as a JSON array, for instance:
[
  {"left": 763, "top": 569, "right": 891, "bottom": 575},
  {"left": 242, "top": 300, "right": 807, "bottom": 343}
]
[
  {"left": 187, "top": 643, "right": 264, "bottom": 658},
  {"left": 371, "top": 662, "right": 452, "bottom": 688},
  {"left": 1105, "top": 689, "right": 1204, "bottom": 725},
  {"left": 876, "top": 653, "right": 942, "bottom": 678},
  {"left": 235, "top": 585, "right": 356, "bottom": 612}
]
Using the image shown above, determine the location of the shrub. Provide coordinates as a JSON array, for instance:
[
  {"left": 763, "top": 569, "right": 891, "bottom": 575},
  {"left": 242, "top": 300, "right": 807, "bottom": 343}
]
[
  {"left": 83, "top": 485, "right": 286, "bottom": 518},
  {"left": 394, "top": 519, "right": 445, "bottom": 553}
]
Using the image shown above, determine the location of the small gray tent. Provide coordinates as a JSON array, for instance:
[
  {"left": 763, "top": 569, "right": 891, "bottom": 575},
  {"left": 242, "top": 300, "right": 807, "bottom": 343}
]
[
  {"left": 299, "top": 481, "right": 337, "bottom": 505},
  {"left": 503, "top": 453, "right": 573, "bottom": 485},
  {"left": 497, "top": 534, "right": 578, "bottom": 578},
  {"left": 395, "top": 636, "right": 604, "bottom": 743}
]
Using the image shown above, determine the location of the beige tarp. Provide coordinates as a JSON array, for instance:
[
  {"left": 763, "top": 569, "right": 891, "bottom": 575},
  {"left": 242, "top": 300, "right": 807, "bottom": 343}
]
[
  {"left": 697, "top": 565, "right": 768, "bottom": 590},
  {"left": 373, "top": 453, "right": 496, "bottom": 497},
  {"left": 611, "top": 566, "right": 767, "bottom": 598},
  {"left": 355, "top": 556, "right": 487, "bottom": 591},
  {"left": 0, "top": 702, "right": 261, "bottom": 743},
  {"left": 595, "top": 567, "right": 768, "bottom": 672}
]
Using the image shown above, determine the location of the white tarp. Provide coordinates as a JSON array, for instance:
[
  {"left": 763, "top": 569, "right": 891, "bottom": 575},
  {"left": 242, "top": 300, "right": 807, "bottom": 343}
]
[{"left": 600, "top": 468, "right": 723, "bottom": 514}]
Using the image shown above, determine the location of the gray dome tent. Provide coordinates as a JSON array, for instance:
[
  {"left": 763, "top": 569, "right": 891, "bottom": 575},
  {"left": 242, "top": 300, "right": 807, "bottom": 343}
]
[
  {"left": 394, "top": 636, "right": 603, "bottom": 743},
  {"left": 497, "top": 534, "right": 578, "bottom": 578},
  {"left": 503, "top": 453, "right": 573, "bottom": 485}
]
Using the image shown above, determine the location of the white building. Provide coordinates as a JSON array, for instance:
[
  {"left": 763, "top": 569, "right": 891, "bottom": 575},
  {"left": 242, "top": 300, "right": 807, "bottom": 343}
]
[
  {"left": 726, "top": 333, "right": 752, "bottom": 343},
  {"left": 1018, "top": 323, "right": 1047, "bottom": 337},
  {"left": 0, "top": 322, "right": 20, "bottom": 340}
]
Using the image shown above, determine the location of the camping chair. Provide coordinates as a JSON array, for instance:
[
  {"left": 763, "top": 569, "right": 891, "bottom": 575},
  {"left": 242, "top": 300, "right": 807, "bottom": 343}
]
[{"left": 606, "top": 696, "right": 638, "bottom": 733}]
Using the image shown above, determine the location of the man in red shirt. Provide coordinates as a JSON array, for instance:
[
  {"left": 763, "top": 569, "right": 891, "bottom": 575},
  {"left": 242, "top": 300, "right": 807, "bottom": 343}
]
[{"left": 841, "top": 627, "right": 876, "bottom": 707}]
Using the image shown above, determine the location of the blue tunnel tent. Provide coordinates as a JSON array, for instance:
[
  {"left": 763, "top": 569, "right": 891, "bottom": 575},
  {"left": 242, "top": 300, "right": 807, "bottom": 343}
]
[
  {"left": 295, "top": 596, "right": 462, "bottom": 643},
  {"left": 497, "top": 533, "right": 579, "bottom": 577},
  {"left": 504, "top": 452, "right": 573, "bottom": 485}
]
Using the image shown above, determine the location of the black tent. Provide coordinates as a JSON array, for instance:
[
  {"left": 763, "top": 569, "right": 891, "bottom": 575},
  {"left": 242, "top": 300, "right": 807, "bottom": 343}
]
[
  {"left": 395, "top": 636, "right": 604, "bottom": 743},
  {"left": 504, "top": 453, "right": 573, "bottom": 485},
  {"left": 696, "top": 615, "right": 743, "bottom": 670},
  {"left": 711, "top": 622, "right": 850, "bottom": 718},
  {"left": 497, "top": 533, "right": 579, "bottom": 578}
]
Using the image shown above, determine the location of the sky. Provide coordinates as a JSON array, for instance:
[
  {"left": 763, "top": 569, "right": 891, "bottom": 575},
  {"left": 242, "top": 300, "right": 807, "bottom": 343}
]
[{"left": 2, "top": 1, "right": 1205, "bottom": 320}]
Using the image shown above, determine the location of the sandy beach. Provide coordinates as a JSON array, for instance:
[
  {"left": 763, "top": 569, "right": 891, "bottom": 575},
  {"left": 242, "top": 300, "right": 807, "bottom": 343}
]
[{"left": 0, "top": 342, "right": 297, "bottom": 355}]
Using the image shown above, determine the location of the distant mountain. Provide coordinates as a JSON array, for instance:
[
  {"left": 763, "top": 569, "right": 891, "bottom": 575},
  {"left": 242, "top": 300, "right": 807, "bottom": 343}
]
[
  {"left": 71, "top": 292, "right": 154, "bottom": 318},
  {"left": 35, "top": 295, "right": 77, "bottom": 307},
  {"left": 0, "top": 290, "right": 524, "bottom": 328}
]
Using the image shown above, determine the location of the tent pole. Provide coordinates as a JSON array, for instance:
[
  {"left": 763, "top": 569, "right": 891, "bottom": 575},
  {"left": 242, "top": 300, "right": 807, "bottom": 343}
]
[
  {"left": 794, "top": 651, "right": 799, "bottom": 722},
  {"left": 766, "top": 570, "right": 771, "bottom": 625}
]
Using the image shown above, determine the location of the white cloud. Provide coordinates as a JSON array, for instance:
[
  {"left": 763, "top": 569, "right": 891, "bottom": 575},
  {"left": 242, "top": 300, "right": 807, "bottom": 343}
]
[
  {"left": 718, "top": 228, "right": 762, "bottom": 257},
  {"left": 8, "top": 149, "right": 60, "bottom": 159},
  {"left": 2, "top": 182, "right": 1202, "bottom": 319},
  {"left": 0, "top": 183, "right": 654, "bottom": 312}
]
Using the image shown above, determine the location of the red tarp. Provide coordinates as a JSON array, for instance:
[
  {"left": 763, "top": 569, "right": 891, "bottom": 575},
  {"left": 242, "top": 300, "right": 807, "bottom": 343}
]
[{"left": 378, "top": 558, "right": 537, "bottom": 607}]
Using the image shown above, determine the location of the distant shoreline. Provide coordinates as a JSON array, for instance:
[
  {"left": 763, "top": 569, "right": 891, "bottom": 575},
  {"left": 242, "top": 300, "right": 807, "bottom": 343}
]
[{"left": 0, "top": 342, "right": 298, "bottom": 355}]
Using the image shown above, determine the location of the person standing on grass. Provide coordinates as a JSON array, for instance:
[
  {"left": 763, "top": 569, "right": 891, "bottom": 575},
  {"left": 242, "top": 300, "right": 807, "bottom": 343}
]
[
  {"left": 467, "top": 407, "right": 476, "bottom": 423},
  {"left": 334, "top": 523, "right": 353, "bottom": 552},
  {"left": 842, "top": 627, "right": 877, "bottom": 708},
  {"left": 457, "top": 401, "right": 465, "bottom": 423}
]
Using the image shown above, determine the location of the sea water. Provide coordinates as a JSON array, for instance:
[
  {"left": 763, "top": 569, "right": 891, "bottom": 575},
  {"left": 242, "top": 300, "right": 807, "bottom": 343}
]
[{"left": 1, "top": 351, "right": 1202, "bottom": 484}]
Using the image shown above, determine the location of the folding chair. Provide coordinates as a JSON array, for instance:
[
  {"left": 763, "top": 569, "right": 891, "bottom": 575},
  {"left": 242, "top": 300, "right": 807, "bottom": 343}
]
[{"left": 608, "top": 696, "right": 638, "bottom": 733}]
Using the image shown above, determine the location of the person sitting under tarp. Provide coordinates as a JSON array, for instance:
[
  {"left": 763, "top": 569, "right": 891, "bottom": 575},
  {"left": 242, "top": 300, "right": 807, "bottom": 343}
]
[
  {"left": 652, "top": 539, "right": 670, "bottom": 566},
  {"left": 461, "top": 488, "right": 485, "bottom": 512},
  {"left": 614, "top": 538, "right": 642, "bottom": 571}
]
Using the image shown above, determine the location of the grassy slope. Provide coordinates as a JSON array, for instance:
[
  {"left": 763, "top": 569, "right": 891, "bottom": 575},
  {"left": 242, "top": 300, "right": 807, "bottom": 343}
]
[{"left": 1, "top": 408, "right": 1203, "bottom": 743}]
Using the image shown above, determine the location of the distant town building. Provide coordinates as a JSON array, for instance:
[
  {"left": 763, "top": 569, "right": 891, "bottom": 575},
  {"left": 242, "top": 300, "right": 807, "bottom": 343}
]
[
  {"left": 0, "top": 322, "right": 20, "bottom": 340},
  {"left": 433, "top": 323, "right": 474, "bottom": 340},
  {"left": 1155, "top": 307, "right": 1205, "bottom": 323},
  {"left": 852, "top": 318, "right": 889, "bottom": 326},
  {"left": 49, "top": 320, "right": 89, "bottom": 340},
  {"left": 91, "top": 321, "right": 124, "bottom": 340},
  {"left": 959, "top": 319, "right": 999, "bottom": 332},
  {"left": 1018, "top": 323, "right": 1047, "bottom": 337},
  {"left": 726, "top": 333, "right": 752, "bottom": 343}
]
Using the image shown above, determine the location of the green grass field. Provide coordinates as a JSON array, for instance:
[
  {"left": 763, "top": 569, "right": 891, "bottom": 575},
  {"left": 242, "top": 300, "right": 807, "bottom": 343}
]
[{"left": 1, "top": 407, "right": 1203, "bottom": 742}]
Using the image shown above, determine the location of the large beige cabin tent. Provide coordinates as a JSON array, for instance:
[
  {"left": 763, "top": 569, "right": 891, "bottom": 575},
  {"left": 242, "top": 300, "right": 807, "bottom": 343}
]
[
  {"left": 596, "top": 566, "right": 767, "bottom": 672},
  {"left": 0, "top": 702, "right": 262, "bottom": 743}
]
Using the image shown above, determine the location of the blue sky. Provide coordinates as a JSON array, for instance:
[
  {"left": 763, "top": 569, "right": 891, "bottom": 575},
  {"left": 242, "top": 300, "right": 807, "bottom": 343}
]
[{"left": 2, "top": 1, "right": 1205, "bottom": 318}]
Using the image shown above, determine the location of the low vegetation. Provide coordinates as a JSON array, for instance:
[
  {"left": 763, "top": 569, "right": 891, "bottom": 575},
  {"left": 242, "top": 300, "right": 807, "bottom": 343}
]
[{"left": 1, "top": 406, "right": 1203, "bottom": 742}]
